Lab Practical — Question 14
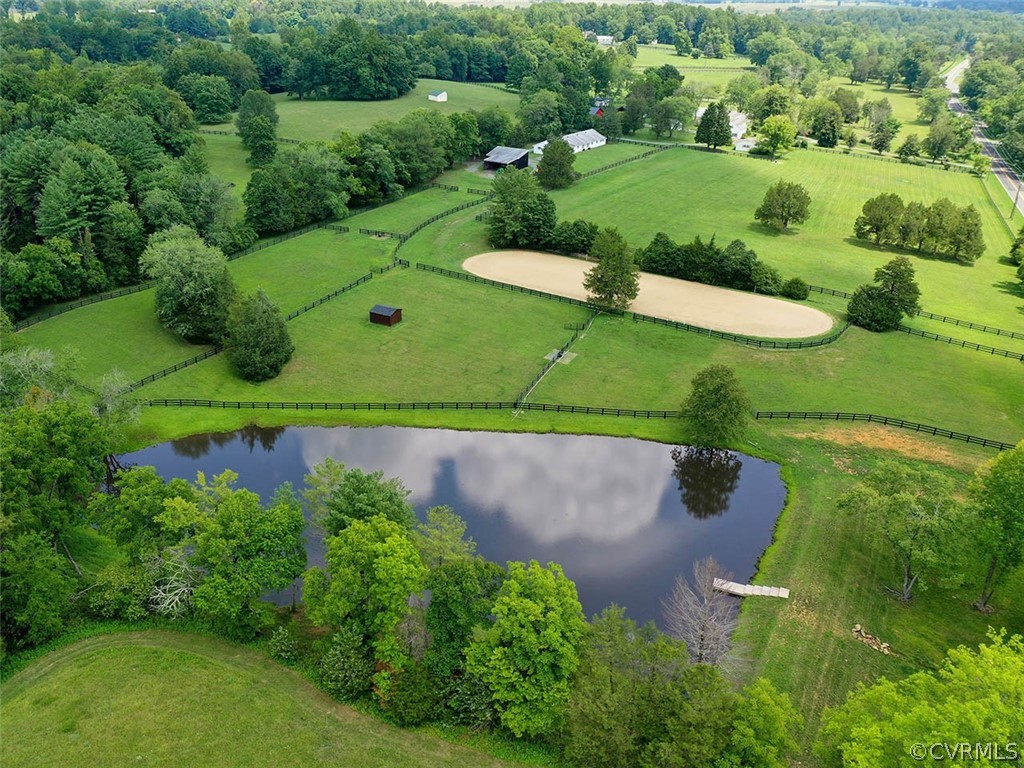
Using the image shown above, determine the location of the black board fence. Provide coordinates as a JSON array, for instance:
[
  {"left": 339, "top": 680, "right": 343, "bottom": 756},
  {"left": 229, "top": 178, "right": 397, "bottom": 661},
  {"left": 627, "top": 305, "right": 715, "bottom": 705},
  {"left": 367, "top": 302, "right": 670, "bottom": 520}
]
[
  {"left": 579, "top": 146, "right": 672, "bottom": 179},
  {"left": 754, "top": 411, "right": 1016, "bottom": 451},
  {"left": 514, "top": 311, "right": 598, "bottom": 406},
  {"left": 631, "top": 313, "right": 851, "bottom": 349},
  {"left": 136, "top": 399, "right": 1015, "bottom": 449},
  {"left": 358, "top": 228, "right": 407, "bottom": 240},
  {"left": 14, "top": 282, "right": 155, "bottom": 330},
  {"left": 896, "top": 325, "right": 1024, "bottom": 360},
  {"left": 427, "top": 182, "right": 460, "bottom": 192},
  {"left": 124, "top": 347, "right": 223, "bottom": 392}
]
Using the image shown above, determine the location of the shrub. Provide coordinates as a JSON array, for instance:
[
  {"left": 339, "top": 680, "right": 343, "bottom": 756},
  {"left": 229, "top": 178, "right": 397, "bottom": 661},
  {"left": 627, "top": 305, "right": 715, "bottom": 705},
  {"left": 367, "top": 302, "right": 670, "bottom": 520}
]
[
  {"left": 751, "top": 262, "right": 783, "bottom": 295},
  {"left": 268, "top": 626, "right": 299, "bottom": 664},
  {"left": 87, "top": 562, "right": 154, "bottom": 622},
  {"left": 225, "top": 289, "right": 294, "bottom": 382},
  {"left": 781, "top": 277, "right": 810, "bottom": 300},
  {"left": 443, "top": 672, "right": 498, "bottom": 729},
  {"left": 387, "top": 663, "right": 441, "bottom": 726},
  {"left": 320, "top": 627, "right": 374, "bottom": 701},
  {"left": 846, "top": 285, "right": 903, "bottom": 331}
]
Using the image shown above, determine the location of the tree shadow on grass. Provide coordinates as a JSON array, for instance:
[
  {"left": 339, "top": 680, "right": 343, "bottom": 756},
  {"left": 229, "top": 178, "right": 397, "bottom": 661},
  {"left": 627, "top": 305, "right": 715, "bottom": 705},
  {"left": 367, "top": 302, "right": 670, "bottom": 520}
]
[
  {"left": 746, "top": 222, "right": 802, "bottom": 237},
  {"left": 993, "top": 280, "right": 1024, "bottom": 314},
  {"left": 841, "top": 237, "right": 977, "bottom": 267}
]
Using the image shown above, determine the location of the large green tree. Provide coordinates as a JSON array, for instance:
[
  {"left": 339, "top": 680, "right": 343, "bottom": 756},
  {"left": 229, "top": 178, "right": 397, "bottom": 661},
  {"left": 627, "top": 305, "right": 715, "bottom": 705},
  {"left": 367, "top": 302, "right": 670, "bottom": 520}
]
[
  {"left": 969, "top": 441, "right": 1024, "bottom": 610},
  {"left": 758, "top": 115, "right": 797, "bottom": 158},
  {"left": 487, "top": 168, "right": 557, "bottom": 250},
  {"left": 466, "top": 560, "right": 586, "bottom": 738},
  {"left": 225, "top": 289, "right": 294, "bottom": 382},
  {"left": 157, "top": 472, "right": 306, "bottom": 639},
  {"left": 754, "top": 181, "right": 811, "bottom": 231},
  {"left": 304, "top": 514, "right": 427, "bottom": 695},
  {"left": 176, "top": 74, "right": 232, "bottom": 124},
  {"left": 838, "top": 462, "right": 964, "bottom": 601},
  {"left": 536, "top": 136, "right": 577, "bottom": 190},
  {"left": 583, "top": 227, "right": 639, "bottom": 310},
  {"left": 680, "top": 364, "right": 751, "bottom": 447},
  {"left": 138, "top": 225, "right": 235, "bottom": 343},
  {"left": 303, "top": 458, "right": 415, "bottom": 536},
  {"left": 817, "top": 631, "right": 1024, "bottom": 768},
  {"left": 695, "top": 101, "right": 733, "bottom": 149},
  {"left": 847, "top": 256, "right": 921, "bottom": 332}
]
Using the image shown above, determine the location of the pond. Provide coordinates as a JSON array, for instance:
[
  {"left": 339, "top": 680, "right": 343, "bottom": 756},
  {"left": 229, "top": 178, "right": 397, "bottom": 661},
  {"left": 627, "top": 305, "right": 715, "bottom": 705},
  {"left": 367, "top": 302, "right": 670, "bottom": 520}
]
[{"left": 123, "top": 426, "right": 786, "bottom": 627}]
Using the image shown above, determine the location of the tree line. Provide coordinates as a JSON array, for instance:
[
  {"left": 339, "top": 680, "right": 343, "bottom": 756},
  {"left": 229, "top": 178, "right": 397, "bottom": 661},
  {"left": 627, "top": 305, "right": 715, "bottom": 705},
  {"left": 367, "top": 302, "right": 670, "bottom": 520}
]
[{"left": 853, "top": 193, "right": 986, "bottom": 264}]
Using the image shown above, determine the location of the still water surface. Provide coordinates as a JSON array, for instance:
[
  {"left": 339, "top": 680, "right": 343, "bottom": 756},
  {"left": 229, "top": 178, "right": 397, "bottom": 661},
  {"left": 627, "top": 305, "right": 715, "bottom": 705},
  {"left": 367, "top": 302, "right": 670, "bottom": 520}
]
[{"left": 124, "top": 426, "right": 786, "bottom": 626}]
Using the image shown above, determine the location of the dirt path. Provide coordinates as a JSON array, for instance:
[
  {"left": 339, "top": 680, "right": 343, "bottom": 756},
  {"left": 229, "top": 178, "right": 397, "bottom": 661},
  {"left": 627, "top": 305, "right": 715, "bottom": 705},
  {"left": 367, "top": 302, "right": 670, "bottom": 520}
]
[{"left": 463, "top": 251, "right": 835, "bottom": 338}]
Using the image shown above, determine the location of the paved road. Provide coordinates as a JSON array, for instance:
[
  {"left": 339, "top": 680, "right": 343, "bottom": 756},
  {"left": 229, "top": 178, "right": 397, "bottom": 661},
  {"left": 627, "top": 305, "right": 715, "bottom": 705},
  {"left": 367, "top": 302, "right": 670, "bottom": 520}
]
[{"left": 945, "top": 57, "right": 1024, "bottom": 218}]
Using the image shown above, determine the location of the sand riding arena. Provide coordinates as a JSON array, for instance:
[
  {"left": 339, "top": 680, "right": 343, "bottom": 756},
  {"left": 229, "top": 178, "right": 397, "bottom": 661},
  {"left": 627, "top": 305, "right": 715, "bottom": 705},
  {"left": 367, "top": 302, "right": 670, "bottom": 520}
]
[{"left": 463, "top": 251, "right": 835, "bottom": 339}]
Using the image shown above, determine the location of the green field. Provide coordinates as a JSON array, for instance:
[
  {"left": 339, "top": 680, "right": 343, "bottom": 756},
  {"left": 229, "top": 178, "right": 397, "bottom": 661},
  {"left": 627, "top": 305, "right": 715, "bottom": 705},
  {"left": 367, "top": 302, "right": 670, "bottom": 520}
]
[
  {"left": 199, "top": 132, "right": 252, "bottom": 193},
  {"left": 0, "top": 631, "right": 515, "bottom": 768},
  {"left": 634, "top": 45, "right": 755, "bottom": 90},
  {"left": 15, "top": 141, "right": 1024, "bottom": 765},
  {"left": 209, "top": 80, "right": 520, "bottom": 142}
]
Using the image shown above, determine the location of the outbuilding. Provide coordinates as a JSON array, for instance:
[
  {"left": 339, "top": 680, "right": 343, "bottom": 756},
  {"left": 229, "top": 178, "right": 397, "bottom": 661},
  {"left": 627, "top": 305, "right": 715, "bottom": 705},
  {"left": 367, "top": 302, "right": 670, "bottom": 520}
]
[
  {"left": 483, "top": 146, "right": 530, "bottom": 171},
  {"left": 370, "top": 305, "right": 402, "bottom": 326},
  {"left": 534, "top": 129, "right": 606, "bottom": 155},
  {"left": 428, "top": 89, "right": 448, "bottom": 102}
]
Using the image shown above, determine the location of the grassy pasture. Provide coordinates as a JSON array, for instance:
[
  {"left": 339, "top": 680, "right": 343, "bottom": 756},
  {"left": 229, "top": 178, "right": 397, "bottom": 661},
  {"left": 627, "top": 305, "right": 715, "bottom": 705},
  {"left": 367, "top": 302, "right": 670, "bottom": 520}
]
[
  {"left": 140, "top": 268, "right": 591, "bottom": 404},
  {"left": 0, "top": 631, "right": 516, "bottom": 768},
  {"left": 198, "top": 132, "right": 252, "bottom": 197},
  {"left": 209, "top": 80, "right": 520, "bottom": 142},
  {"left": 343, "top": 188, "right": 476, "bottom": 234},
  {"left": 549, "top": 147, "right": 1022, "bottom": 328}
]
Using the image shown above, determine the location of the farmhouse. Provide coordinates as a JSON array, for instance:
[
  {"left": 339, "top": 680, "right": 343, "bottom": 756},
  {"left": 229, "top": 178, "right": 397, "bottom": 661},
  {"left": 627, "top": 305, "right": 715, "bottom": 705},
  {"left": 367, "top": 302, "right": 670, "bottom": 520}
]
[
  {"left": 533, "top": 129, "right": 607, "bottom": 155},
  {"left": 483, "top": 146, "right": 530, "bottom": 171},
  {"left": 427, "top": 89, "right": 448, "bottom": 102},
  {"left": 696, "top": 106, "right": 750, "bottom": 139},
  {"left": 370, "top": 305, "right": 402, "bottom": 326}
]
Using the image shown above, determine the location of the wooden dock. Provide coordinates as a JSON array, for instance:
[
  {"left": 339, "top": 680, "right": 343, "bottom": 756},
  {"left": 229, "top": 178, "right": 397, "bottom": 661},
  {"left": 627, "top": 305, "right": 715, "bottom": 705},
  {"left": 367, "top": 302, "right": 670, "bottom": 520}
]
[{"left": 713, "top": 578, "right": 790, "bottom": 599}]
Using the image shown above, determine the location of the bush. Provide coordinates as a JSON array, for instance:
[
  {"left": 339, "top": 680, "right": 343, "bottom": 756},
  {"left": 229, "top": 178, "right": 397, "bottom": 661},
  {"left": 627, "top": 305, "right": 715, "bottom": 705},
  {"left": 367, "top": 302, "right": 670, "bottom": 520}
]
[
  {"left": 387, "top": 663, "right": 441, "bottom": 726},
  {"left": 87, "top": 562, "right": 154, "bottom": 622},
  {"left": 443, "top": 672, "right": 498, "bottom": 729},
  {"left": 846, "top": 284, "right": 903, "bottom": 331},
  {"left": 781, "top": 277, "right": 810, "bottom": 300},
  {"left": 751, "top": 262, "right": 783, "bottom": 295},
  {"left": 268, "top": 626, "right": 299, "bottom": 664},
  {"left": 552, "top": 219, "right": 599, "bottom": 255},
  {"left": 319, "top": 627, "right": 375, "bottom": 701},
  {"left": 225, "top": 289, "right": 294, "bottom": 382}
]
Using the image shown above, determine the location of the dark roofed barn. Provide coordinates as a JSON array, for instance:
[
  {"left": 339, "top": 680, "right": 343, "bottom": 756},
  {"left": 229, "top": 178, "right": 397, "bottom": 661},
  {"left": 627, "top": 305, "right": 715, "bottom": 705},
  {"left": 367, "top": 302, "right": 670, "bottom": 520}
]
[
  {"left": 483, "top": 146, "right": 529, "bottom": 171},
  {"left": 370, "top": 305, "right": 402, "bottom": 326}
]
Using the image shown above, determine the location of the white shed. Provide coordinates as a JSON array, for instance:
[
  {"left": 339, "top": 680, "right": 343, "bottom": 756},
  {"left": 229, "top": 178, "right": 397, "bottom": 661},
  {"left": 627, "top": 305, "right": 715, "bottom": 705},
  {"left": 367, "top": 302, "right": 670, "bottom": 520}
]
[
  {"left": 533, "top": 129, "right": 607, "bottom": 155},
  {"left": 428, "top": 90, "right": 448, "bottom": 103}
]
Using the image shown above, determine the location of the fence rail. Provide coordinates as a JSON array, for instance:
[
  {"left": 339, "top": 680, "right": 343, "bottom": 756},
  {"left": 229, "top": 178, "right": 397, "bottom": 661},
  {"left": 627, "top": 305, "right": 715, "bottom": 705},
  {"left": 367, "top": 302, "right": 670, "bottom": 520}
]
[
  {"left": 227, "top": 221, "right": 333, "bottom": 261},
  {"left": 416, "top": 262, "right": 606, "bottom": 311},
  {"left": 631, "top": 313, "right": 851, "bottom": 349},
  {"left": 197, "top": 128, "right": 299, "bottom": 145},
  {"left": 466, "top": 187, "right": 493, "bottom": 196},
  {"left": 808, "top": 284, "right": 854, "bottom": 300},
  {"left": 515, "top": 312, "right": 597, "bottom": 405},
  {"left": 14, "top": 282, "right": 155, "bottom": 330},
  {"left": 579, "top": 146, "right": 672, "bottom": 178},
  {"left": 754, "top": 411, "right": 1016, "bottom": 451},
  {"left": 896, "top": 325, "right": 1024, "bottom": 360},
  {"left": 286, "top": 274, "right": 373, "bottom": 321},
  {"left": 804, "top": 144, "right": 974, "bottom": 173},
  {"left": 913, "top": 310, "right": 1024, "bottom": 341},
  {"left": 427, "top": 182, "right": 460, "bottom": 192},
  {"left": 358, "top": 228, "right": 407, "bottom": 240},
  {"left": 125, "top": 347, "right": 223, "bottom": 392},
  {"left": 400, "top": 197, "right": 492, "bottom": 243}
]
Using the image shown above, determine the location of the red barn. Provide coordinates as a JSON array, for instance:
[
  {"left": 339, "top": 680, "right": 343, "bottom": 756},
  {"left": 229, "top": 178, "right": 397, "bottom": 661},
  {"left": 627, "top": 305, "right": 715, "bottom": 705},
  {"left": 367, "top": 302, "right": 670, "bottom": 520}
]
[{"left": 370, "top": 305, "right": 402, "bottom": 326}]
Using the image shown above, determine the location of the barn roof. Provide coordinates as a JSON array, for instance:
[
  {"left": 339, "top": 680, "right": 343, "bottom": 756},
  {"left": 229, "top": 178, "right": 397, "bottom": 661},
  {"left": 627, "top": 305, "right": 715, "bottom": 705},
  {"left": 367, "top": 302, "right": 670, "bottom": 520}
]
[
  {"left": 428, "top": 89, "right": 447, "bottom": 96},
  {"left": 562, "top": 129, "right": 606, "bottom": 149},
  {"left": 370, "top": 305, "right": 401, "bottom": 317},
  {"left": 484, "top": 146, "right": 528, "bottom": 164}
]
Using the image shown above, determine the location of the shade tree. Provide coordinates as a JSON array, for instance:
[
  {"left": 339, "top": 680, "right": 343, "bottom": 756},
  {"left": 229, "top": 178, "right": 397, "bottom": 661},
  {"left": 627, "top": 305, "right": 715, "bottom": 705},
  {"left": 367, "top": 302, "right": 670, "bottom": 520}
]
[
  {"left": 680, "top": 364, "right": 751, "bottom": 447},
  {"left": 754, "top": 181, "right": 811, "bottom": 231},
  {"left": 225, "top": 289, "right": 294, "bottom": 382},
  {"left": 583, "top": 227, "right": 639, "bottom": 310}
]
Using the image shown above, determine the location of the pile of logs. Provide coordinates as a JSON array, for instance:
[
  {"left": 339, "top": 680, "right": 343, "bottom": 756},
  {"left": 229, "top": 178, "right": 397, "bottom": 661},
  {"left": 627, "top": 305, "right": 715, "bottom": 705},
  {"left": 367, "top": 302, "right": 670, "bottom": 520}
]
[{"left": 852, "top": 624, "right": 892, "bottom": 655}]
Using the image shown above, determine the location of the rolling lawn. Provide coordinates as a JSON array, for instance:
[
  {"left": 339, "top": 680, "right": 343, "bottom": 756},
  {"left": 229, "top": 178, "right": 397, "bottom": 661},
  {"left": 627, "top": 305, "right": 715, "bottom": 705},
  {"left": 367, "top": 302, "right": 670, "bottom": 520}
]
[
  {"left": 549, "top": 147, "right": 1023, "bottom": 328},
  {"left": 209, "top": 80, "right": 520, "bottom": 142},
  {"left": 634, "top": 45, "right": 755, "bottom": 89},
  {"left": 140, "top": 268, "right": 591, "bottom": 404},
  {"left": 0, "top": 631, "right": 516, "bottom": 768},
  {"left": 199, "top": 132, "right": 252, "bottom": 195}
]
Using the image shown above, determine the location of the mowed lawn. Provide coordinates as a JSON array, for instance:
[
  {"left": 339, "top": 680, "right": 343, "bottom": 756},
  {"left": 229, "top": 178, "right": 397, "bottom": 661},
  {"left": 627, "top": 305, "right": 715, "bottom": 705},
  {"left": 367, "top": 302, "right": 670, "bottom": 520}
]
[
  {"left": 633, "top": 45, "right": 755, "bottom": 89},
  {"left": 18, "top": 230, "right": 397, "bottom": 388},
  {"left": 531, "top": 314, "right": 1023, "bottom": 442},
  {"left": 549, "top": 148, "right": 1022, "bottom": 328},
  {"left": 17, "top": 291, "right": 201, "bottom": 386},
  {"left": 140, "top": 268, "right": 591, "bottom": 403},
  {"left": 343, "top": 188, "right": 478, "bottom": 234},
  {"left": 199, "top": 132, "right": 252, "bottom": 196},
  {"left": 0, "top": 631, "right": 515, "bottom": 768},
  {"left": 210, "top": 80, "right": 519, "bottom": 142}
]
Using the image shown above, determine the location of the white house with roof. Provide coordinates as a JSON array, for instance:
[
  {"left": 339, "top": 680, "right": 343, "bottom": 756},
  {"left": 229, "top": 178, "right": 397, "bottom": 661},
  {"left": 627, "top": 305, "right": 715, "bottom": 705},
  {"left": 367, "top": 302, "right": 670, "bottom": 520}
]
[
  {"left": 427, "top": 89, "right": 448, "bottom": 102},
  {"left": 595, "top": 35, "right": 614, "bottom": 46},
  {"left": 533, "top": 129, "right": 606, "bottom": 155}
]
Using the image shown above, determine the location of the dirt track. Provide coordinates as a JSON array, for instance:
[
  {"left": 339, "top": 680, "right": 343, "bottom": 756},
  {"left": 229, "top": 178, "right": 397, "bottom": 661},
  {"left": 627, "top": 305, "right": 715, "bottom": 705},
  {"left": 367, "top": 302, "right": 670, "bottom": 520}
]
[{"left": 463, "top": 251, "right": 835, "bottom": 338}]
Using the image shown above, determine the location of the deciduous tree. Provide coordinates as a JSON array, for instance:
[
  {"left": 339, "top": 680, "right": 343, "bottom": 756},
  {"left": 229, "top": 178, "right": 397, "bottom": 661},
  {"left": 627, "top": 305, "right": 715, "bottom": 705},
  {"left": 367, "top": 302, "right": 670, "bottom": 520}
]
[
  {"left": 754, "top": 180, "right": 811, "bottom": 231},
  {"left": 583, "top": 227, "right": 639, "bottom": 310},
  {"left": 303, "top": 457, "right": 415, "bottom": 536},
  {"left": 225, "top": 289, "right": 294, "bottom": 381},
  {"left": 680, "top": 364, "right": 751, "bottom": 447},
  {"left": 536, "top": 136, "right": 576, "bottom": 190},
  {"left": 466, "top": 560, "right": 586, "bottom": 737},
  {"left": 758, "top": 114, "right": 796, "bottom": 158},
  {"left": 969, "top": 441, "right": 1024, "bottom": 610}
]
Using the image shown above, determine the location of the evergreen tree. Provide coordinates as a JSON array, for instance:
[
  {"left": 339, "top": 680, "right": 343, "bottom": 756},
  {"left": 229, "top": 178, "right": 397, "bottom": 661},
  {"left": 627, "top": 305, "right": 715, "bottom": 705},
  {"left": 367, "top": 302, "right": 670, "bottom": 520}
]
[
  {"left": 225, "top": 289, "right": 294, "bottom": 381},
  {"left": 583, "top": 228, "right": 640, "bottom": 310},
  {"left": 696, "top": 102, "right": 733, "bottom": 149},
  {"left": 536, "top": 137, "right": 577, "bottom": 190},
  {"left": 680, "top": 364, "right": 751, "bottom": 447}
]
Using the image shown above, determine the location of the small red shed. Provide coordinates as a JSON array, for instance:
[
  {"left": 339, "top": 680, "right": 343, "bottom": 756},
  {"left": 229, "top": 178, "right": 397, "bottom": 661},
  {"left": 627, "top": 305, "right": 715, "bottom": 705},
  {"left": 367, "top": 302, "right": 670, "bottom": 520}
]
[{"left": 370, "top": 304, "right": 402, "bottom": 326}]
